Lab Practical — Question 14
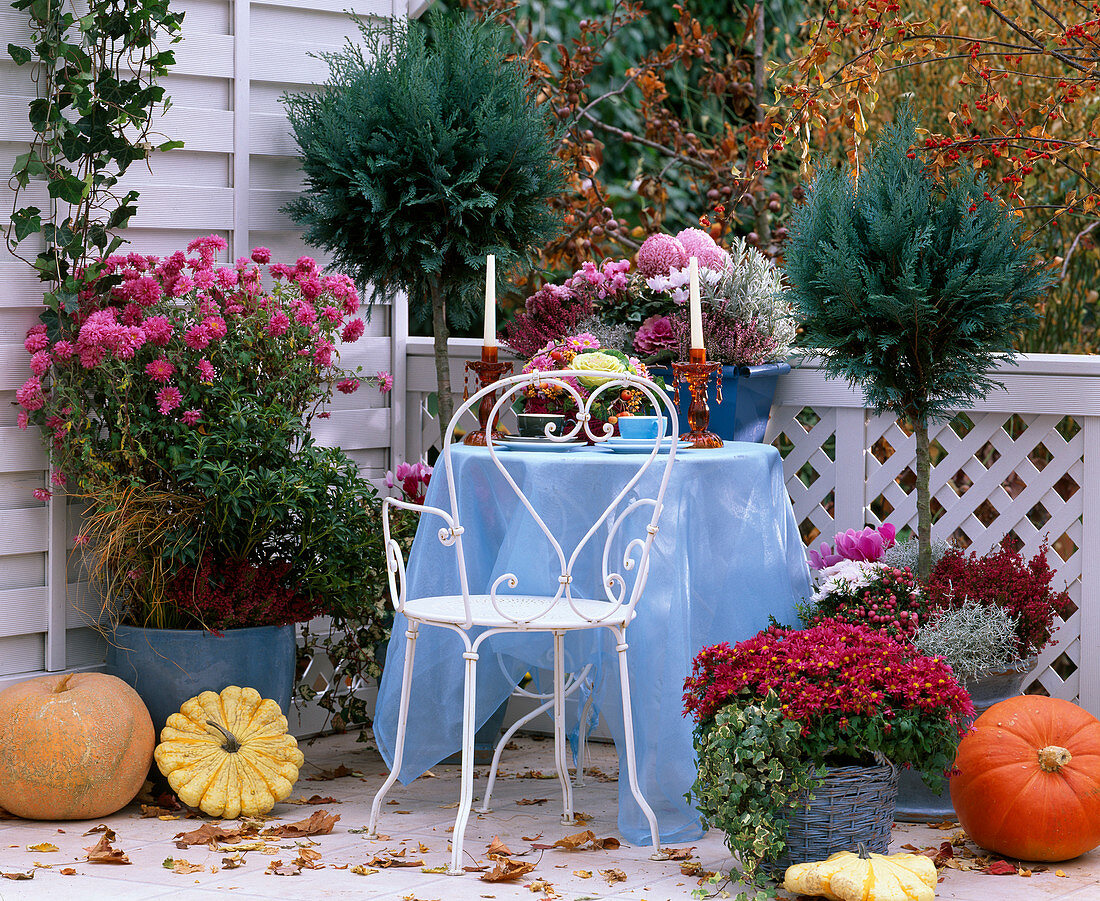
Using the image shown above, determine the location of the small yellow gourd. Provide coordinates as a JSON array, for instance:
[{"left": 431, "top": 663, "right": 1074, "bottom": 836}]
[
  {"left": 154, "top": 686, "right": 304, "bottom": 818},
  {"left": 783, "top": 845, "right": 937, "bottom": 901}
]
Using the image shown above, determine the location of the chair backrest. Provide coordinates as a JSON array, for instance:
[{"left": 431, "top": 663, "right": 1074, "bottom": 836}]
[{"left": 423, "top": 369, "right": 680, "bottom": 629}]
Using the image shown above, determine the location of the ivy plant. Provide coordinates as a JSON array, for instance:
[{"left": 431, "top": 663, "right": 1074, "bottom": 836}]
[
  {"left": 689, "top": 692, "right": 821, "bottom": 900},
  {"left": 6, "top": 0, "right": 184, "bottom": 315}
]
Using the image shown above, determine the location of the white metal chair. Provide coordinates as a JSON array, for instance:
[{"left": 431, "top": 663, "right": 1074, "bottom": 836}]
[{"left": 367, "top": 370, "right": 679, "bottom": 874}]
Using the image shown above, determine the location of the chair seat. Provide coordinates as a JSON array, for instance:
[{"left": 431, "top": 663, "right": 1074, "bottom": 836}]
[{"left": 404, "top": 593, "right": 631, "bottom": 630}]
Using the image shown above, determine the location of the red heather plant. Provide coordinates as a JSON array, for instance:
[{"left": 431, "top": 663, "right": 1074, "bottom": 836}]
[
  {"left": 927, "top": 537, "right": 1074, "bottom": 658},
  {"left": 501, "top": 283, "right": 593, "bottom": 358},
  {"left": 670, "top": 308, "right": 778, "bottom": 367},
  {"left": 165, "top": 555, "right": 321, "bottom": 631},
  {"left": 683, "top": 621, "right": 975, "bottom": 790}
]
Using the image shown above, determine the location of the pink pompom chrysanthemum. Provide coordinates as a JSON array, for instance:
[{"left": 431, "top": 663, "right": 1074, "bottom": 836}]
[
  {"left": 635, "top": 233, "right": 688, "bottom": 278},
  {"left": 156, "top": 385, "right": 183, "bottom": 414},
  {"left": 676, "top": 228, "right": 731, "bottom": 271}
]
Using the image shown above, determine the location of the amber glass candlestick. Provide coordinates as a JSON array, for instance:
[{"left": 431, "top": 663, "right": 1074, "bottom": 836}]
[
  {"left": 671, "top": 347, "right": 723, "bottom": 448},
  {"left": 463, "top": 346, "right": 512, "bottom": 446}
]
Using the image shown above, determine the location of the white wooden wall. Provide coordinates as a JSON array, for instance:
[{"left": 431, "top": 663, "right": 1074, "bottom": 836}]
[{"left": 0, "top": 0, "right": 412, "bottom": 688}]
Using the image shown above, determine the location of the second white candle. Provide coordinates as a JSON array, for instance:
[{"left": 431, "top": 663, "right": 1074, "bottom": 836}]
[{"left": 688, "top": 256, "right": 703, "bottom": 350}]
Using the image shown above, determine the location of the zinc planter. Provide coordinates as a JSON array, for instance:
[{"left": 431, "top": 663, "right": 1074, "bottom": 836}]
[
  {"left": 894, "top": 660, "right": 1036, "bottom": 823},
  {"left": 654, "top": 362, "right": 790, "bottom": 443},
  {"left": 105, "top": 623, "right": 297, "bottom": 735}
]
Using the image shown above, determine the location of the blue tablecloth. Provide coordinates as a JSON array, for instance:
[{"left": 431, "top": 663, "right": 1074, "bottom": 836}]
[{"left": 373, "top": 442, "right": 812, "bottom": 844}]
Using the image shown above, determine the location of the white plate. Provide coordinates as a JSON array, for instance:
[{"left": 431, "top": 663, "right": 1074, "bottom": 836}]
[
  {"left": 600, "top": 438, "right": 692, "bottom": 454},
  {"left": 490, "top": 436, "right": 585, "bottom": 453}
]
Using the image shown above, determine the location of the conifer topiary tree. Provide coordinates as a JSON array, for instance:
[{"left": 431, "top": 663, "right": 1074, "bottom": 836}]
[
  {"left": 283, "top": 11, "right": 563, "bottom": 427},
  {"left": 785, "top": 106, "right": 1053, "bottom": 579}
]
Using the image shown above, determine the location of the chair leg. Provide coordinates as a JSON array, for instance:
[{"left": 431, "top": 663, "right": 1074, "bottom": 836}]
[
  {"left": 552, "top": 631, "right": 576, "bottom": 825},
  {"left": 613, "top": 627, "right": 665, "bottom": 858},
  {"left": 478, "top": 695, "right": 554, "bottom": 813},
  {"left": 366, "top": 625, "right": 418, "bottom": 838},
  {"left": 448, "top": 649, "right": 480, "bottom": 875}
]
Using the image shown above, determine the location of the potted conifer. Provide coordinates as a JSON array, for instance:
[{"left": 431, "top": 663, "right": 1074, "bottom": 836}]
[
  {"left": 785, "top": 105, "right": 1053, "bottom": 578},
  {"left": 283, "top": 10, "right": 563, "bottom": 427}
]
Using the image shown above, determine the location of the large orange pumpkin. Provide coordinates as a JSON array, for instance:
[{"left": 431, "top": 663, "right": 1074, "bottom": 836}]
[
  {"left": 951, "top": 695, "right": 1100, "bottom": 861},
  {"left": 0, "top": 672, "right": 154, "bottom": 820}
]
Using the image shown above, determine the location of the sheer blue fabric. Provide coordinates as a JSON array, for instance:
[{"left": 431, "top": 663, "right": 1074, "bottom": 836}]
[{"left": 373, "top": 442, "right": 812, "bottom": 844}]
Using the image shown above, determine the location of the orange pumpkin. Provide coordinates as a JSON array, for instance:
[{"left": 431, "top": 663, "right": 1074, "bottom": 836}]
[
  {"left": 951, "top": 695, "right": 1100, "bottom": 861},
  {"left": 0, "top": 672, "right": 154, "bottom": 820}
]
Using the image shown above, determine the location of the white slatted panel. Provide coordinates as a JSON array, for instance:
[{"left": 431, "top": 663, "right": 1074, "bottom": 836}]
[{"left": 0, "top": 0, "right": 402, "bottom": 686}]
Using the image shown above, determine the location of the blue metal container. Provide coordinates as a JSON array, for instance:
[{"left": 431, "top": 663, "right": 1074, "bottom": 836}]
[
  {"left": 654, "top": 361, "right": 790, "bottom": 442},
  {"left": 105, "top": 623, "right": 297, "bottom": 735}
]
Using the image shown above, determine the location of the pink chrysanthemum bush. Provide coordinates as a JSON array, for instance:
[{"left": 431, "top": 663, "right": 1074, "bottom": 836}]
[
  {"left": 17, "top": 236, "right": 394, "bottom": 635},
  {"left": 684, "top": 620, "right": 975, "bottom": 790}
]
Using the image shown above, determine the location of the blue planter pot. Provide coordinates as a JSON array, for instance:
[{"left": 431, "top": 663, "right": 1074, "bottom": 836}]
[
  {"left": 105, "top": 624, "right": 297, "bottom": 735},
  {"left": 654, "top": 361, "right": 790, "bottom": 443}
]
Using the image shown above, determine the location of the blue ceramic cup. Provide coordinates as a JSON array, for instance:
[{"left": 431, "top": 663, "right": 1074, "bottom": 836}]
[{"left": 618, "top": 415, "right": 665, "bottom": 439}]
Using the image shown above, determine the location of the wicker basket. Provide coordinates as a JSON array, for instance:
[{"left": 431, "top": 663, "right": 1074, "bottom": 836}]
[{"left": 770, "top": 760, "right": 899, "bottom": 872}]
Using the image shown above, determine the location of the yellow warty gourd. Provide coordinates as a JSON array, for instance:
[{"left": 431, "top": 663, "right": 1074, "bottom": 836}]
[
  {"left": 154, "top": 686, "right": 304, "bottom": 818},
  {"left": 783, "top": 845, "right": 937, "bottom": 901}
]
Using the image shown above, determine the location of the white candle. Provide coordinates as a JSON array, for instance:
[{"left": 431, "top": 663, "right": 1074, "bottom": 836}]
[
  {"left": 688, "top": 256, "right": 703, "bottom": 350},
  {"left": 483, "top": 254, "right": 497, "bottom": 347}
]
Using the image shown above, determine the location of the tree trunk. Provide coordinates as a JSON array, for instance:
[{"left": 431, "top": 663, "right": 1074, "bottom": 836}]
[
  {"left": 914, "top": 417, "right": 932, "bottom": 580},
  {"left": 429, "top": 276, "right": 454, "bottom": 433}
]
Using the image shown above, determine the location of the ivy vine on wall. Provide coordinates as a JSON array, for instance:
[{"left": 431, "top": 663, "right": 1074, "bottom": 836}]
[{"left": 5, "top": 0, "right": 184, "bottom": 316}]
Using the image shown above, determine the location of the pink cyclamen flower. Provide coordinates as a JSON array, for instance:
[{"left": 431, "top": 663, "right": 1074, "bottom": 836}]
[
  {"left": 377, "top": 370, "right": 394, "bottom": 394},
  {"left": 251, "top": 247, "right": 271, "bottom": 264},
  {"left": 808, "top": 523, "right": 897, "bottom": 570},
  {"left": 635, "top": 233, "right": 688, "bottom": 278},
  {"left": 145, "top": 358, "right": 176, "bottom": 383},
  {"left": 181, "top": 408, "right": 202, "bottom": 426},
  {"left": 341, "top": 317, "right": 365, "bottom": 343},
  {"left": 337, "top": 378, "right": 360, "bottom": 395},
  {"left": 156, "top": 385, "right": 183, "bottom": 414},
  {"left": 33, "top": 488, "right": 52, "bottom": 502},
  {"left": 268, "top": 311, "right": 290, "bottom": 336}
]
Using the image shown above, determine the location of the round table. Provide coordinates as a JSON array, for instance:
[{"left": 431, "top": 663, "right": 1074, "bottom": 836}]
[{"left": 373, "top": 441, "right": 812, "bottom": 844}]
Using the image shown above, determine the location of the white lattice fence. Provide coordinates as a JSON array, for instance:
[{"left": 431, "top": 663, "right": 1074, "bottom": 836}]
[{"left": 766, "top": 354, "right": 1100, "bottom": 715}]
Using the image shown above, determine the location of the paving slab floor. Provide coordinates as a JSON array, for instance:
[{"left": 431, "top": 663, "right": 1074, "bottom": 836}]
[{"left": 0, "top": 731, "right": 1096, "bottom": 900}]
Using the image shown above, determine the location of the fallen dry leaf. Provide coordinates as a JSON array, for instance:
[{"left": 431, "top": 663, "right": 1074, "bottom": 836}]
[
  {"left": 526, "top": 877, "right": 560, "bottom": 897},
  {"left": 351, "top": 864, "right": 379, "bottom": 875},
  {"left": 573, "top": 869, "right": 593, "bottom": 878},
  {"left": 421, "top": 865, "right": 450, "bottom": 874},
  {"left": 600, "top": 867, "right": 627, "bottom": 884},
  {"left": 681, "top": 861, "right": 703, "bottom": 876},
  {"left": 2, "top": 871, "right": 33, "bottom": 880},
  {"left": 463, "top": 863, "right": 489, "bottom": 872},
  {"left": 1056, "top": 869, "right": 1068, "bottom": 877},
  {"left": 294, "top": 848, "right": 323, "bottom": 870},
  {"left": 516, "top": 798, "right": 550, "bottom": 806},
  {"left": 262, "top": 810, "right": 339, "bottom": 838},
  {"left": 285, "top": 795, "right": 340, "bottom": 806},
  {"left": 82, "top": 824, "right": 114, "bottom": 837},
  {"left": 487, "top": 835, "right": 515, "bottom": 858},
  {"left": 27, "top": 842, "right": 58, "bottom": 852},
  {"left": 222, "top": 853, "right": 246, "bottom": 869},
  {"left": 265, "top": 859, "right": 301, "bottom": 876},
  {"left": 171, "top": 859, "right": 205, "bottom": 875},
  {"left": 932, "top": 820, "right": 960, "bottom": 830},
  {"left": 480, "top": 858, "right": 536, "bottom": 883},
  {"left": 534, "top": 830, "right": 620, "bottom": 852},
  {"left": 174, "top": 822, "right": 259, "bottom": 849},
  {"left": 984, "top": 860, "right": 1019, "bottom": 875},
  {"left": 59, "top": 867, "right": 76, "bottom": 875},
  {"left": 85, "top": 834, "right": 131, "bottom": 865},
  {"left": 365, "top": 849, "right": 424, "bottom": 869},
  {"left": 140, "top": 805, "right": 179, "bottom": 819},
  {"left": 661, "top": 846, "right": 696, "bottom": 860},
  {"left": 306, "top": 764, "right": 361, "bottom": 781}
]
